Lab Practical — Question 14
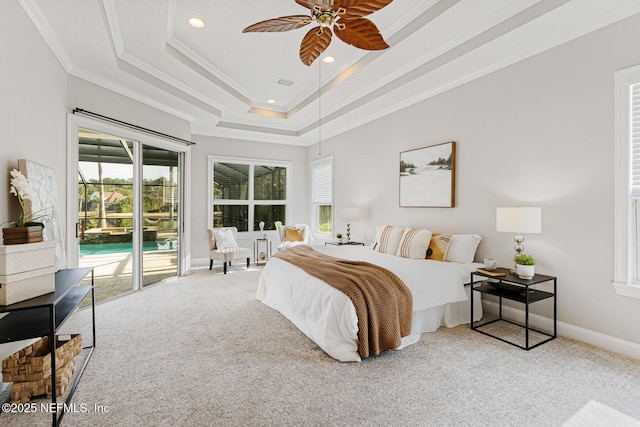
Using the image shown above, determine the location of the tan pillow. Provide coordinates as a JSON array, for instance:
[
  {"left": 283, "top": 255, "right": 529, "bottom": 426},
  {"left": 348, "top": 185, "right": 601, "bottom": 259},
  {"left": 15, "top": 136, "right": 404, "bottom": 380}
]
[
  {"left": 284, "top": 227, "right": 304, "bottom": 242},
  {"left": 427, "top": 233, "right": 452, "bottom": 261},
  {"left": 396, "top": 228, "right": 432, "bottom": 259}
]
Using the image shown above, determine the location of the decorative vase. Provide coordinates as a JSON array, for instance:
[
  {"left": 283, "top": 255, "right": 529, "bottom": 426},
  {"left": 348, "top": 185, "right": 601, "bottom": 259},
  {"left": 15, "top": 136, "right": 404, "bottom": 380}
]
[
  {"left": 516, "top": 264, "right": 535, "bottom": 280},
  {"left": 2, "top": 225, "right": 44, "bottom": 245}
]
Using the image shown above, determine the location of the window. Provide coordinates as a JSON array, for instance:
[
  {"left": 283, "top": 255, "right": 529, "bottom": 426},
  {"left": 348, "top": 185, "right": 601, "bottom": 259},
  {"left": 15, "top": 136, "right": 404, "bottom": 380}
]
[
  {"left": 311, "top": 156, "right": 334, "bottom": 234},
  {"left": 210, "top": 157, "right": 290, "bottom": 233},
  {"left": 613, "top": 65, "right": 640, "bottom": 298},
  {"left": 632, "top": 82, "right": 640, "bottom": 284}
]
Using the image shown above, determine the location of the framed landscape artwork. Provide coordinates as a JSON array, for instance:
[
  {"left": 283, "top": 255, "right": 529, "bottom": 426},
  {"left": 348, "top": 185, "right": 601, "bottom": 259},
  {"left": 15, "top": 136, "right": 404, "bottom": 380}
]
[{"left": 399, "top": 141, "right": 456, "bottom": 207}]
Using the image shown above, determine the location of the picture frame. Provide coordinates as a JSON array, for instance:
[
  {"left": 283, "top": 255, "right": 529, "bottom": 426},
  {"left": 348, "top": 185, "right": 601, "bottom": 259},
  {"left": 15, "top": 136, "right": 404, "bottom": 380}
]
[
  {"left": 399, "top": 141, "right": 456, "bottom": 208},
  {"left": 18, "top": 159, "right": 67, "bottom": 270}
]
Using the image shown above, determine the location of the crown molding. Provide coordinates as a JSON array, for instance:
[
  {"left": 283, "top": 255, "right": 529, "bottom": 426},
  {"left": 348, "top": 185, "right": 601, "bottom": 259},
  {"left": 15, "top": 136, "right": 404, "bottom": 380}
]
[
  {"left": 70, "top": 68, "right": 196, "bottom": 122},
  {"left": 19, "top": 0, "right": 74, "bottom": 72},
  {"left": 101, "top": 0, "right": 224, "bottom": 117}
]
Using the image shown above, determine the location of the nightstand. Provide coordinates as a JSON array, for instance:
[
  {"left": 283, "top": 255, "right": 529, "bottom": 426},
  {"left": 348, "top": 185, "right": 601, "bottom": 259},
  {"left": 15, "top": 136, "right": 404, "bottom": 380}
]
[
  {"left": 253, "top": 238, "right": 272, "bottom": 265},
  {"left": 324, "top": 241, "right": 365, "bottom": 246},
  {"left": 470, "top": 268, "right": 557, "bottom": 350}
]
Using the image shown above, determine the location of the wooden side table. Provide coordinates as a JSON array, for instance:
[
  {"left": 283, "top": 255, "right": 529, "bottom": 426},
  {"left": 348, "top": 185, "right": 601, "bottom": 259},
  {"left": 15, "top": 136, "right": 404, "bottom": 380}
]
[{"left": 253, "top": 238, "right": 272, "bottom": 265}]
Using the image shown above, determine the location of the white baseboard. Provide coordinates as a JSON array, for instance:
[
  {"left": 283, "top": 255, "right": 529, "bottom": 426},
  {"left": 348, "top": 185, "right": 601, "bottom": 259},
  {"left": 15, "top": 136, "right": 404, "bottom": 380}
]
[
  {"left": 192, "top": 257, "right": 210, "bottom": 268},
  {"left": 482, "top": 300, "right": 640, "bottom": 360}
]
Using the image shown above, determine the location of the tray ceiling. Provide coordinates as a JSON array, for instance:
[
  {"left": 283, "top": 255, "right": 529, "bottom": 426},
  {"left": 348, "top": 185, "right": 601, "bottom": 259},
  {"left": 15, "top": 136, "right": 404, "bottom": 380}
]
[{"left": 19, "top": 0, "right": 640, "bottom": 145}]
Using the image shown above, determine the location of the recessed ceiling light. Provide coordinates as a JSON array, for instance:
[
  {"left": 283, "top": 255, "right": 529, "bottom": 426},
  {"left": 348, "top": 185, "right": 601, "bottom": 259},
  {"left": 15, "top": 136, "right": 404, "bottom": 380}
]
[
  {"left": 188, "top": 17, "right": 205, "bottom": 29},
  {"left": 267, "top": 99, "right": 277, "bottom": 104},
  {"left": 322, "top": 56, "right": 335, "bottom": 64}
]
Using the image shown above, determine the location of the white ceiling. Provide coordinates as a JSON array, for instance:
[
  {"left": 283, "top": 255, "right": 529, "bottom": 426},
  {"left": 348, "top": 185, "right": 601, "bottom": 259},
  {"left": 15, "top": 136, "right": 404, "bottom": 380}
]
[{"left": 20, "top": 0, "right": 640, "bottom": 145}]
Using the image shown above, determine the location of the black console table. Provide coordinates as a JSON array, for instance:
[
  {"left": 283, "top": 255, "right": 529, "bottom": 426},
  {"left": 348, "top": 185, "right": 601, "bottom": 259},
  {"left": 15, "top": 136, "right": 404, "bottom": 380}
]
[{"left": 0, "top": 267, "right": 95, "bottom": 426}]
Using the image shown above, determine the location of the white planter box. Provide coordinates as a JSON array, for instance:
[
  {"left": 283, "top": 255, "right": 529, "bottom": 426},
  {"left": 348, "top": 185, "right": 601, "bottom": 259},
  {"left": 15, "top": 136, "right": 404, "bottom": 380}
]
[
  {"left": 0, "top": 241, "right": 55, "bottom": 276},
  {"left": 0, "top": 241, "right": 56, "bottom": 305}
]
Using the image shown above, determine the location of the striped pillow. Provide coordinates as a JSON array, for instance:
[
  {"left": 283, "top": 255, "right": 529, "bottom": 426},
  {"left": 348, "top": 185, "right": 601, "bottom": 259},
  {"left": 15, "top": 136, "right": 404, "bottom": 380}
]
[
  {"left": 372, "top": 225, "right": 405, "bottom": 254},
  {"left": 215, "top": 228, "right": 238, "bottom": 250},
  {"left": 426, "top": 233, "right": 452, "bottom": 261},
  {"left": 396, "top": 228, "right": 432, "bottom": 259}
]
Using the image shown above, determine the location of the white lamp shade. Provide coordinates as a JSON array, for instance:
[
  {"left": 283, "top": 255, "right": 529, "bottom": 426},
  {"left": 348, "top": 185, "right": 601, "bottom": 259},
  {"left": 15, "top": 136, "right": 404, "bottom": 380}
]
[
  {"left": 496, "top": 207, "right": 541, "bottom": 234},
  {"left": 341, "top": 208, "right": 359, "bottom": 222}
]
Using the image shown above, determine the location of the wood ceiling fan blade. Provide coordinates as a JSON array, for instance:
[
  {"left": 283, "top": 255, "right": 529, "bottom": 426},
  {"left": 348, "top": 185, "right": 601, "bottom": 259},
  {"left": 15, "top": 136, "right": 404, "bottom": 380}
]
[
  {"left": 243, "top": 15, "right": 312, "bottom": 33},
  {"left": 299, "top": 27, "right": 333, "bottom": 66},
  {"left": 334, "top": 17, "right": 389, "bottom": 50},
  {"left": 336, "top": 0, "right": 394, "bottom": 18},
  {"left": 295, "top": 0, "right": 317, "bottom": 9}
]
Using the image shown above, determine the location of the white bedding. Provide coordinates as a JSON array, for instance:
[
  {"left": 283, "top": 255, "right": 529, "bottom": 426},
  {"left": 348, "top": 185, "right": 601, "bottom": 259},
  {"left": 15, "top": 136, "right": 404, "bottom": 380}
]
[{"left": 256, "top": 244, "right": 483, "bottom": 362}]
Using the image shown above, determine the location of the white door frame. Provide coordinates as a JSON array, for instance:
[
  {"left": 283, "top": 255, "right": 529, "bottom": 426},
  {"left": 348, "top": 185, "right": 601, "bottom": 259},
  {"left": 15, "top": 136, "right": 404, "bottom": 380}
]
[{"left": 66, "top": 113, "right": 192, "bottom": 279}]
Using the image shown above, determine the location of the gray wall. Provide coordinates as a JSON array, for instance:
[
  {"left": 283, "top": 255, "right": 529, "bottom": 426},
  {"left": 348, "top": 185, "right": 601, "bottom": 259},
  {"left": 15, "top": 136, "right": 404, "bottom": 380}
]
[
  {"left": 307, "top": 13, "right": 640, "bottom": 347},
  {"left": 0, "top": 0, "right": 68, "bottom": 232}
]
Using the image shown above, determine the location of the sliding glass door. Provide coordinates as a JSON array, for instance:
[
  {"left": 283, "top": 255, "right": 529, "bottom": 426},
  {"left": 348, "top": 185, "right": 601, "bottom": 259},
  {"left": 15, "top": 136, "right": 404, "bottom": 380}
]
[
  {"left": 141, "top": 144, "right": 179, "bottom": 287},
  {"left": 76, "top": 128, "right": 183, "bottom": 303}
]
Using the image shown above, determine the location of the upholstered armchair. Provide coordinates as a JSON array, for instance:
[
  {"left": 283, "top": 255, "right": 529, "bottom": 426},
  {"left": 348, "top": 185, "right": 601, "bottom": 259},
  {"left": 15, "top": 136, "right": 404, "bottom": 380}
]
[
  {"left": 275, "top": 224, "right": 314, "bottom": 251},
  {"left": 208, "top": 227, "right": 250, "bottom": 274}
]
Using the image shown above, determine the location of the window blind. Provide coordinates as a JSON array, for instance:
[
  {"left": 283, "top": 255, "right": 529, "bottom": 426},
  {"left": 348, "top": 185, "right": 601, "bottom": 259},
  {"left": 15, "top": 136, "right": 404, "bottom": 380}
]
[
  {"left": 312, "top": 158, "right": 333, "bottom": 204},
  {"left": 632, "top": 82, "right": 640, "bottom": 196}
]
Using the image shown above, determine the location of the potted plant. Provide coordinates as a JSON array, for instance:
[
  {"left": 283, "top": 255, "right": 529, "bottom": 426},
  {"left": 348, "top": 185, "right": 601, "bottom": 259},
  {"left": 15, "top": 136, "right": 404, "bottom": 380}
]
[
  {"left": 514, "top": 253, "right": 536, "bottom": 279},
  {"left": 2, "top": 169, "right": 46, "bottom": 245},
  {"left": 335, "top": 233, "right": 343, "bottom": 243}
]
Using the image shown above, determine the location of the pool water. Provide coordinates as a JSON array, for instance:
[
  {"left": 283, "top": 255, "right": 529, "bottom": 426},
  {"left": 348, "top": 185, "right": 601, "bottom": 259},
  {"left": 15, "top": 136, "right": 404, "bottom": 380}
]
[{"left": 79, "top": 241, "right": 176, "bottom": 256}]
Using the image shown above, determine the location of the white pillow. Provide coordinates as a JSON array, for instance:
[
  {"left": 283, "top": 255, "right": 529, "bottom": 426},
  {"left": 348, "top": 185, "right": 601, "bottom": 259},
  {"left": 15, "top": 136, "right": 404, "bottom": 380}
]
[
  {"left": 396, "top": 228, "right": 432, "bottom": 259},
  {"left": 445, "top": 234, "right": 482, "bottom": 263},
  {"left": 372, "top": 225, "right": 405, "bottom": 255},
  {"left": 215, "top": 228, "right": 238, "bottom": 250}
]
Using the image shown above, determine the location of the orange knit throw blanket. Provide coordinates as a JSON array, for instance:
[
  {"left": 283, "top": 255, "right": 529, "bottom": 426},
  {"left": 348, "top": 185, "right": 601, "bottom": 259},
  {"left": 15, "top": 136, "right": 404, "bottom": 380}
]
[{"left": 272, "top": 245, "right": 413, "bottom": 358}]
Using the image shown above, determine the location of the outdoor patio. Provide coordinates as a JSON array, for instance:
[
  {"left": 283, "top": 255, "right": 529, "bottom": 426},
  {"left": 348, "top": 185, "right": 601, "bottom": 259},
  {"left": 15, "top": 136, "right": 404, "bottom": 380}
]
[{"left": 78, "top": 249, "right": 178, "bottom": 306}]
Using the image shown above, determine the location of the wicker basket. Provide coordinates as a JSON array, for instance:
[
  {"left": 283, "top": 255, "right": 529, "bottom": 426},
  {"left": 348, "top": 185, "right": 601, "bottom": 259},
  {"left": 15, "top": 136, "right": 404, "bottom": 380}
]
[{"left": 1, "top": 334, "right": 82, "bottom": 403}]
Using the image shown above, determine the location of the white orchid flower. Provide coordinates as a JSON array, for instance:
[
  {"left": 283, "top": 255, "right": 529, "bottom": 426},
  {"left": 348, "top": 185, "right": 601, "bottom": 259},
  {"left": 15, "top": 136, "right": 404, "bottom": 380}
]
[{"left": 9, "top": 169, "right": 32, "bottom": 202}]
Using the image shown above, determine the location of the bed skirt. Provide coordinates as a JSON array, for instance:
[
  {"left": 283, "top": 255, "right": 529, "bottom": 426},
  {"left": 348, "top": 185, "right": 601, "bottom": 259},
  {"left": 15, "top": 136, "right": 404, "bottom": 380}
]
[{"left": 398, "top": 286, "right": 482, "bottom": 349}]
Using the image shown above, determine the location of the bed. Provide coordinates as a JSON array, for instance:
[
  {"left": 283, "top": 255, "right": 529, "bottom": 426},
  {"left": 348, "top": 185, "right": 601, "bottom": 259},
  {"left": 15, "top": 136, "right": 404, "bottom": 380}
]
[{"left": 256, "top": 241, "right": 483, "bottom": 362}]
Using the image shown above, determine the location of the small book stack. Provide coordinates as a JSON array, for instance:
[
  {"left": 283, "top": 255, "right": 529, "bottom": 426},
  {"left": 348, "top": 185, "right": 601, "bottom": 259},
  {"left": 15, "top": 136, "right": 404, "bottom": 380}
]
[{"left": 476, "top": 268, "right": 506, "bottom": 277}]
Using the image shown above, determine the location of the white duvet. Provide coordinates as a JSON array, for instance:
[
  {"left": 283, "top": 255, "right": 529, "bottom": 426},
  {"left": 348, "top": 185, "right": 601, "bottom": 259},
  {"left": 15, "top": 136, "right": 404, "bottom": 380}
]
[{"left": 256, "top": 244, "right": 483, "bottom": 362}]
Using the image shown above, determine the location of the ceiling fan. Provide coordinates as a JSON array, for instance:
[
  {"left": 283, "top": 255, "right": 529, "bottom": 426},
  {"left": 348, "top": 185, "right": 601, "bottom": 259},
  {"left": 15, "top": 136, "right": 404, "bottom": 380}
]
[{"left": 243, "top": 0, "right": 394, "bottom": 66}]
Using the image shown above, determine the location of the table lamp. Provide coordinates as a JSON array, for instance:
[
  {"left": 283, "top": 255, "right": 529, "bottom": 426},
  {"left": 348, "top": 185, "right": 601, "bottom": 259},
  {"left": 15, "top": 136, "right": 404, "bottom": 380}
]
[
  {"left": 341, "top": 208, "right": 359, "bottom": 243},
  {"left": 259, "top": 221, "right": 265, "bottom": 239},
  {"left": 496, "top": 207, "right": 541, "bottom": 257}
]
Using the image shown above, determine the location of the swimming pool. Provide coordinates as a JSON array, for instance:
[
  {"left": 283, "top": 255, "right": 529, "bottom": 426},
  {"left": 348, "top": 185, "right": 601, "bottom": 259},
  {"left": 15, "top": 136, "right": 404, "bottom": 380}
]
[{"left": 79, "top": 240, "right": 176, "bottom": 256}]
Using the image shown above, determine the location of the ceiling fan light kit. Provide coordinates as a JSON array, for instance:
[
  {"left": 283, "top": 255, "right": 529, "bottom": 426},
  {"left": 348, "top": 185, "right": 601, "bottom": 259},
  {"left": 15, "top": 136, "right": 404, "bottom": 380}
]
[{"left": 243, "top": 0, "right": 393, "bottom": 66}]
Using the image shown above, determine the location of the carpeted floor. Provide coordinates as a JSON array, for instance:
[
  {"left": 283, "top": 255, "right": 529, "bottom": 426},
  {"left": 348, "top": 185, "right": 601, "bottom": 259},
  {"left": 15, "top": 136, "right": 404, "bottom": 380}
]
[{"left": 2, "top": 266, "right": 640, "bottom": 426}]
